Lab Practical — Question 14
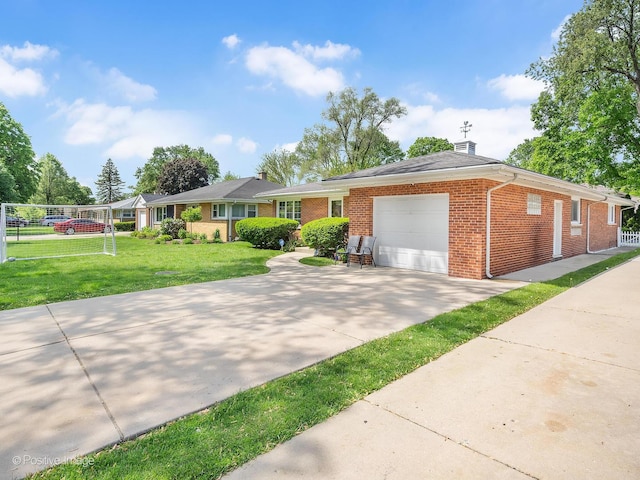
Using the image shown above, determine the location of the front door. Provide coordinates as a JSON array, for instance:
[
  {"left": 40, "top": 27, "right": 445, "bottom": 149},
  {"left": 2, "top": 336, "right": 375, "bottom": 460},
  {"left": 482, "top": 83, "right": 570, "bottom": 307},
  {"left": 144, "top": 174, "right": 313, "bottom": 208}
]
[
  {"left": 139, "top": 211, "right": 146, "bottom": 231},
  {"left": 553, "top": 200, "right": 562, "bottom": 258}
]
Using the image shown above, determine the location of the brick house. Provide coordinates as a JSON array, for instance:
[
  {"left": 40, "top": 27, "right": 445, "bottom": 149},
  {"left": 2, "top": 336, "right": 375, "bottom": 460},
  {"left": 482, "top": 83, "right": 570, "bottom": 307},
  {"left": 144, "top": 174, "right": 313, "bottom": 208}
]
[
  {"left": 259, "top": 141, "right": 636, "bottom": 279},
  {"left": 145, "top": 175, "right": 283, "bottom": 241}
]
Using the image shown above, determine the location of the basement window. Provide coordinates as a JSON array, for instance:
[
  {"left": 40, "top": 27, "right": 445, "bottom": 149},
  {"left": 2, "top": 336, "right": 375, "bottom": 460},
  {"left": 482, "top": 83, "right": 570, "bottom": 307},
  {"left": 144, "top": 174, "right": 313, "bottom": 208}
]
[{"left": 527, "top": 194, "right": 541, "bottom": 215}]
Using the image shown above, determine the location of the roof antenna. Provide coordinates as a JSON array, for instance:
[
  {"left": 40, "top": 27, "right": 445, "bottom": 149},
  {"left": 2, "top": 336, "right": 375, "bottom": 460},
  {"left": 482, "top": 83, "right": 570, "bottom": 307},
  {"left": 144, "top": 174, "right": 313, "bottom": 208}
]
[{"left": 460, "top": 121, "right": 472, "bottom": 138}]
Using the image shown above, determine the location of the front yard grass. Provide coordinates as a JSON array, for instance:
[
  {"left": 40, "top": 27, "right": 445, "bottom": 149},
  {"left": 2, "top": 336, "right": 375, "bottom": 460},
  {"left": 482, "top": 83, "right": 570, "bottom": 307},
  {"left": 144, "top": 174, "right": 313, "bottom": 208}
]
[
  {"left": 29, "top": 248, "right": 640, "bottom": 480},
  {"left": 0, "top": 237, "right": 281, "bottom": 311}
]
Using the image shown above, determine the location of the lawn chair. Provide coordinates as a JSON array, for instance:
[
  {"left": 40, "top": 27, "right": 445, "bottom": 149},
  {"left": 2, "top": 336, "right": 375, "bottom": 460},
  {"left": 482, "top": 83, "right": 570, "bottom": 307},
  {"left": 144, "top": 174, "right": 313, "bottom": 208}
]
[
  {"left": 335, "top": 235, "right": 362, "bottom": 266},
  {"left": 351, "top": 235, "right": 376, "bottom": 269}
]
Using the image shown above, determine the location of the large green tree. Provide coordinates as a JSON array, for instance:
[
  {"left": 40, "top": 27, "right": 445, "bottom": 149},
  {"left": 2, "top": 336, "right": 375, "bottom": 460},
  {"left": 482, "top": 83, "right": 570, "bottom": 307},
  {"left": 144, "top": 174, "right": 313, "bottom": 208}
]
[
  {"left": 407, "top": 137, "right": 453, "bottom": 158},
  {"left": 30, "top": 153, "right": 95, "bottom": 205},
  {"left": 527, "top": 0, "right": 640, "bottom": 193},
  {"left": 256, "top": 149, "right": 303, "bottom": 186},
  {"left": 95, "top": 158, "right": 126, "bottom": 203},
  {"left": 296, "top": 87, "right": 407, "bottom": 180},
  {"left": 0, "top": 102, "right": 38, "bottom": 202},
  {"left": 157, "top": 157, "right": 209, "bottom": 195},
  {"left": 134, "top": 145, "right": 220, "bottom": 194}
]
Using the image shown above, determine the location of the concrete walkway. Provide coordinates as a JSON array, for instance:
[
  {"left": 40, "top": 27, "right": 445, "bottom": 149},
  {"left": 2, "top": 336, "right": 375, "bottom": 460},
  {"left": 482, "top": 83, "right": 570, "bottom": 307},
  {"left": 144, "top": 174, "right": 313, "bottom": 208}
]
[
  {"left": 225, "top": 254, "right": 640, "bottom": 480},
  {"left": 1, "top": 249, "right": 520, "bottom": 480}
]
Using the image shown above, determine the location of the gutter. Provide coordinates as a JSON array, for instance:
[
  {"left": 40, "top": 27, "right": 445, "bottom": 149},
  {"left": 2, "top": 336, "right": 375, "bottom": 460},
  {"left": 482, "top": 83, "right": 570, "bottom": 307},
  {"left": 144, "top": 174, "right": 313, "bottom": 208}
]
[
  {"left": 486, "top": 173, "right": 518, "bottom": 279},
  {"left": 586, "top": 194, "right": 609, "bottom": 254}
]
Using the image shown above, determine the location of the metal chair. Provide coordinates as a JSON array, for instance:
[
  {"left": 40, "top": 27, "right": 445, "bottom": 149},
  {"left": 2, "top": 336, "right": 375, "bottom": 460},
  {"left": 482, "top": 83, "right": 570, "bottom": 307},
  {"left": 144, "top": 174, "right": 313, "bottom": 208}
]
[
  {"left": 352, "top": 235, "right": 376, "bottom": 268},
  {"left": 335, "top": 235, "right": 362, "bottom": 266}
]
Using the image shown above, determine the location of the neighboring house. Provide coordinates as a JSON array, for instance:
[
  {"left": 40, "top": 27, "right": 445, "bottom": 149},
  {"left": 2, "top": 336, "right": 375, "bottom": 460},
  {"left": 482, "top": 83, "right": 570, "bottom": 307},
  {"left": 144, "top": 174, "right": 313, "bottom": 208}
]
[
  {"left": 132, "top": 193, "right": 167, "bottom": 231},
  {"left": 145, "top": 175, "right": 283, "bottom": 241},
  {"left": 108, "top": 197, "right": 136, "bottom": 223},
  {"left": 259, "top": 140, "right": 636, "bottom": 280}
]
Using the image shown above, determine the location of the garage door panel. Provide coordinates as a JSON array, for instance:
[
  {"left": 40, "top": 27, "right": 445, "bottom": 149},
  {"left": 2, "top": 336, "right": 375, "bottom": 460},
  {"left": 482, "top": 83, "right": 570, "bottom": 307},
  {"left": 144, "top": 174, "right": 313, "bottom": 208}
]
[{"left": 373, "top": 194, "right": 449, "bottom": 274}]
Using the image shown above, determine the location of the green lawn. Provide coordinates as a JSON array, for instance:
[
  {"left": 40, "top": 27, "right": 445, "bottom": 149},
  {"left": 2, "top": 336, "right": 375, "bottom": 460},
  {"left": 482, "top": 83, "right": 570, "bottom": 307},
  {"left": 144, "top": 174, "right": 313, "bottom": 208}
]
[
  {"left": 28, "top": 248, "right": 640, "bottom": 480},
  {"left": 0, "top": 237, "right": 281, "bottom": 311}
]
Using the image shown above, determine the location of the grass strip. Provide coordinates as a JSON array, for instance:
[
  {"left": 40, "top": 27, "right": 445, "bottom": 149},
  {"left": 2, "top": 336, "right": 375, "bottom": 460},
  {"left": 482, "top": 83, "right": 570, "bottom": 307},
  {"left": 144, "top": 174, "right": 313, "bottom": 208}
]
[
  {"left": 298, "top": 256, "right": 336, "bottom": 267},
  {"left": 30, "top": 249, "right": 640, "bottom": 480}
]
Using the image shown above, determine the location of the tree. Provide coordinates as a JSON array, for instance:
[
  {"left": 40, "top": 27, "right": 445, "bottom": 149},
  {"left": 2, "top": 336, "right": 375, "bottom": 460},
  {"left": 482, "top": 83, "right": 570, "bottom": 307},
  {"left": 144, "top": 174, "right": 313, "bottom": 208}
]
[
  {"left": 0, "top": 102, "right": 38, "bottom": 202},
  {"left": 95, "top": 158, "right": 125, "bottom": 203},
  {"left": 66, "top": 179, "right": 95, "bottom": 205},
  {"left": 157, "top": 157, "right": 208, "bottom": 195},
  {"left": 31, "top": 153, "right": 69, "bottom": 204},
  {"left": 296, "top": 87, "right": 407, "bottom": 180},
  {"left": 134, "top": 145, "right": 220, "bottom": 194},
  {"left": 181, "top": 206, "right": 202, "bottom": 233},
  {"left": 527, "top": 0, "right": 640, "bottom": 193},
  {"left": 0, "top": 163, "right": 18, "bottom": 203},
  {"left": 221, "top": 171, "right": 241, "bottom": 181},
  {"left": 407, "top": 137, "right": 453, "bottom": 158},
  {"left": 256, "top": 149, "right": 303, "bottom": 186}
]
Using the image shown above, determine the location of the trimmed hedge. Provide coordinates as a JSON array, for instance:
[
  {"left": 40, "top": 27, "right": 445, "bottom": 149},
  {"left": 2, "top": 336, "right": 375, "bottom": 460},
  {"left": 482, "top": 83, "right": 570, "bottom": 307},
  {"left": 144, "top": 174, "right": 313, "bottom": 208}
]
[
  {"left": 115, "top": 221, "right": 135, "bottom": 232},
  {"left": 236, "top": 217, "right": 299, "bottom": 249},
  {"left": 301, "top": 217, "right": 349, "bottom": 256}
]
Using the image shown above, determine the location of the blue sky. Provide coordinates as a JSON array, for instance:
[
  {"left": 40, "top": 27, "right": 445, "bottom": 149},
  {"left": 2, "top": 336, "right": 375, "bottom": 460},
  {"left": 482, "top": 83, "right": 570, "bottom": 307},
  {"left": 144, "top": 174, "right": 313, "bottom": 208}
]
[{"left": 1, "top": 0, "right": 583, "bottom": 194}]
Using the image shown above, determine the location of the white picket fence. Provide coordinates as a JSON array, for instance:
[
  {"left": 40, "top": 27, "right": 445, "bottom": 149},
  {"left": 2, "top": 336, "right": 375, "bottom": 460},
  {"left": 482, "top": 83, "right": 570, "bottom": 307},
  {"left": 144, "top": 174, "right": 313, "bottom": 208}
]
[{"left": 619, "top": 229, "right": 640, "bottom": 246}]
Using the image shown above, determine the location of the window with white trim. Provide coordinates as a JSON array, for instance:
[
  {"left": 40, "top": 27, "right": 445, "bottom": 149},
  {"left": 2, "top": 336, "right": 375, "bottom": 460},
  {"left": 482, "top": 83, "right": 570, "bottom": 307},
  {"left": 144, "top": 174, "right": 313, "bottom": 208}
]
[
  {"left": 211, "top": 203, "right": 226, "bottom": 219},
  {"left": 247, "top": 204, "right": 257, "bottom": 218},
  {"left": 608, "top": 204, "right": 616, "bottom": 224},
  {"left": 571, "top": 198, "right": 581, "bottom": 224},
  {"left": 155, "top": 206, "right": 167, "bottom": 222},
  {"left": 329, "top": 198, "right": 343, "bottom": 217},
  {"left": 278, "top": 200, "right": 301, "bottom": 222},
  {"left": 527, "top": 194, "right": 541, "bottom": 215}
]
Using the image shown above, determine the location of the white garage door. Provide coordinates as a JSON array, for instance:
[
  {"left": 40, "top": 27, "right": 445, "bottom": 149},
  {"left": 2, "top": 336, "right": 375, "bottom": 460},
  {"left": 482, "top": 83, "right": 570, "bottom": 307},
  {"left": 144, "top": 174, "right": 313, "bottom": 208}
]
[{"left": 373, "top": 194, "right": 449, "bottom": 273}]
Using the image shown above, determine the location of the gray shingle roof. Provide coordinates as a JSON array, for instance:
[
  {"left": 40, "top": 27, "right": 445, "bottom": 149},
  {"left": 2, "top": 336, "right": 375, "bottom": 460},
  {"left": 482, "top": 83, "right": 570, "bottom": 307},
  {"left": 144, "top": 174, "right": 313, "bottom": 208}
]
[
  {"left": 323, "top": 151, "right": 503, "bottom": 181},
  {"left": 145, "top": 177, "right": 284, "bottom": 205},
  {"left": 255, "top": 182, "right": 347, "bottom": 197}
]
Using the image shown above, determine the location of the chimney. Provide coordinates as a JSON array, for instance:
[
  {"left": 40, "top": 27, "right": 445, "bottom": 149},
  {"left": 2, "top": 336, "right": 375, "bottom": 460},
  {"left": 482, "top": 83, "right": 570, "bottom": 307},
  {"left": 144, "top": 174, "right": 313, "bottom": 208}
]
[
  {"left": 454, "top": 139, "right": 476, "bottom": 155},
  {"left": 258, "top": 171, "right": 267, "bottom": 181}
]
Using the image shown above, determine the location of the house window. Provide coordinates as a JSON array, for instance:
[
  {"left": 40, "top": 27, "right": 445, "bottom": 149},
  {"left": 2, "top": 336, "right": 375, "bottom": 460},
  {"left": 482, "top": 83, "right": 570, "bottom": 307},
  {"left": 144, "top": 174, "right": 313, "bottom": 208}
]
[
  {"left": 278, "top": 200, "right": 301, "bottom": 222},
  {"left": 330, "top": 199, "right": 343, "bottom": 217},
  {"left": 571, "top": 198, "right": 581, "bottom": 224},
  {"left": 154, "top": 206, "right": 167, "bottom": 222},
  {"left": 247, "top": 204, "right": 257, "bottom": 218},
  {"left": 231, "top": 204, "right": 246, "bottom": 218},
  {"left": 608, "top": 204, "right": 616, "bottom": 224},
  {"left": 527, "top": 194, "right": 541, "bottom": 215},
  {"left": 211, "top": 204, "right": 226, "bottom": 219}
]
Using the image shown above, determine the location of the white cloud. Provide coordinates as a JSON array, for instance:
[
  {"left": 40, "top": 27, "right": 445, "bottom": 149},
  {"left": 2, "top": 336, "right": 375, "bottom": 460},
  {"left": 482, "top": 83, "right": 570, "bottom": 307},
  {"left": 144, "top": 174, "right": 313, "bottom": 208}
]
[
  {"left": 236, "top": 137, "right": 258, "bottom": 153},
  {"left": 551, "top": 14, "right": 572, "bottom": 41},
  {"left": 386, "top": 103, "right": 536, "bottom": 160},
  {"left": 212, "top": 133, "right": 233, "bottom": 145},
  {"left": 246, "top": 43, "right": 346, "bottom": 96},
  {"left": 487, "top": 74, "right": 545, "bottom": 101},
  {"left": 105, "top": 68, "right": 157, "bottom": 102},
  {"left": 0, "top": 58, "right": 48, "bottom": 97},
  {"left": 58, "top": 99, "right": 200, "bottom": 160},
  {"left": 277, "top": 142, "right": 298, "bottom": 153},
  {"left": 292, "top": 40, "right": 360, "bottom": 61},
  {"left": 222, "top": 34, "right": 241, "bottom": 49},
  {"left": 0, "top": 41, "right": 58, "bottom": 62}
]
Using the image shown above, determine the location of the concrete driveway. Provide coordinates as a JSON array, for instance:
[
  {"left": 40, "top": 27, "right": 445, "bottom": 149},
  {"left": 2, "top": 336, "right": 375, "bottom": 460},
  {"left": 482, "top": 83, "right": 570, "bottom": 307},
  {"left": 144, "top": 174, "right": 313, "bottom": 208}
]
[{"left": 0, "top": 249, "right": 520, "bottom": 479}]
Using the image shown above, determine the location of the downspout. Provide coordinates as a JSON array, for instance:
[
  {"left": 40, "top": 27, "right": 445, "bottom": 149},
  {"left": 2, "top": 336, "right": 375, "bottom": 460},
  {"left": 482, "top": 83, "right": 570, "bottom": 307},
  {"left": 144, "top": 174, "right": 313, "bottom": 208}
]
[
  {"left": 586, "top": 195, "right": 608, "bottom": 254},
  {"left": 486, "top": 173, "right": 518, "bottom": 279},
  {"left": 227, "top": 203, "right": 232, "bottom": 242}
]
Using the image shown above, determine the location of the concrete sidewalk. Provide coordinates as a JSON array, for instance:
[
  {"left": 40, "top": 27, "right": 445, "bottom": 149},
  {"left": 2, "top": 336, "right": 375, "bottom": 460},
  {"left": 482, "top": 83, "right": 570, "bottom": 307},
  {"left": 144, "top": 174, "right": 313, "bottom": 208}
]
[{"left": 225, "top": 255, "right": 640, "bottom": 479}]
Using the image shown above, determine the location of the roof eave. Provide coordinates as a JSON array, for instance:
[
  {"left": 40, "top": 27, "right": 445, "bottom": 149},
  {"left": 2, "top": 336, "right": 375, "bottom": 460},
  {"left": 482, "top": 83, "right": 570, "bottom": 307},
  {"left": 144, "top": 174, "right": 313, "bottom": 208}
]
[{"left": 255, "top": 187, "right": 349, "bottom": 199}]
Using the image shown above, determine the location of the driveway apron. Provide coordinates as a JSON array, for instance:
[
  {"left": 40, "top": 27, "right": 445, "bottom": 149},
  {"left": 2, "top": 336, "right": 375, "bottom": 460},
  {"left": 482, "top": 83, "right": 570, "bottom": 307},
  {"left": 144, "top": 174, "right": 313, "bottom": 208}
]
[{"left": 0, "top": 250, "right": 519, "bottom": 479}]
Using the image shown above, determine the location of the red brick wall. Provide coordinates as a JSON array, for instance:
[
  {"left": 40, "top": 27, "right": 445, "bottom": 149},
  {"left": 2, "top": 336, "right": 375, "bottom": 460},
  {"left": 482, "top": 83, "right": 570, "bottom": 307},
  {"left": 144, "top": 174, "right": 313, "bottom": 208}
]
[
  {"left": 301, "top": 197, "right": 327, "bottom": 225},
  {"left": 348, "top": 181, "right": 621, "bottom": 279}
]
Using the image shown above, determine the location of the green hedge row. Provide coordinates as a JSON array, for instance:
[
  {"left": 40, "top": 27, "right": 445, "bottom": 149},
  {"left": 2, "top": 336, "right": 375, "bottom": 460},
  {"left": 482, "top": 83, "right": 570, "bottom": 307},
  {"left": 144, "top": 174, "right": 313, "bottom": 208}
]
[
  {"left": 301, "top": 217, "right": 349, "bottom": 256},
  {"left": 236, "top": 217, "right": 299, "bottom": 249},
  {"left": 115, "top": 221, "right": 135, "bottom": 232}
]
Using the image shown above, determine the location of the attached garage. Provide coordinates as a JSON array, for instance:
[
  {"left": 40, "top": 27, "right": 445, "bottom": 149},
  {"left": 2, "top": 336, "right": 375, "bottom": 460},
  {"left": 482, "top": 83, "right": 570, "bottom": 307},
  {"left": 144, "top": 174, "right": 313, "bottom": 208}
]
[{"left": 373, "top": 194, "right": 449, "bottom": 274}]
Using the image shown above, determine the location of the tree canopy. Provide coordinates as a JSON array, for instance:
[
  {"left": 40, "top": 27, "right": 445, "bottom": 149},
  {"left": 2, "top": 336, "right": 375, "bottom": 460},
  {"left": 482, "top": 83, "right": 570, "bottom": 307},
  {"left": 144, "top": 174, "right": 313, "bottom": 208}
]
[
  {"left": 134, "top": 145, "right": 219, "bottom": 194},
  {"left": 0, "top": 102, "right": 38, "bottom": 202},
  {"left": 526, "top": 0, "right": 640, "bottom": 193},
  {"left": 256, "top": 149, "right": 302, "bottom": 186},
  {"left": 295, "top": 87, "right": 407, "bottom": 180},
  {"left": 157, "top": 157, "right": 209, "bottom": 195},
  {"left": 30, "top": 153, "right": 95, "bottom": 205},
  {"left": 95, "top": 158, "right": 126, "bottom": 203},
  {"left": 407, "top": 137, "right": 453, "bottom": 158}
]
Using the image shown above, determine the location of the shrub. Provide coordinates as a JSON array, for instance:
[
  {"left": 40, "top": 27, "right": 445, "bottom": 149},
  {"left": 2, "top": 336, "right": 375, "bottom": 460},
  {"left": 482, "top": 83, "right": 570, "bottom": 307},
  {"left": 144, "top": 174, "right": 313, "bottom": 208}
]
[
  {"left": 199, "top": 233, "right": 208, "bottom": 242},
  {"left": 115, "top": 221, "right": 135, "bottom": 232},
  {"left": 130, "top": 230, "right": 140, "bottom": 238},
  {"left": 159, "top": 234, "right": 173, "bottom": 242},
  {"left": 301, "top": 217, "right": 349, "bottom": 256},
  {"left": 154, "top": 238, "right": 163, "bottom": 244},
  {"left": 183, "top": 237, "right": 194, "bottom": 244},
  {"left": 172, "top": 239, "right": 181, "bottom": 244},
  {"left": 236, "top": 217, "right": 299, "bottom": 249},
  {"left": 178, "top": 228, "right": 188, "bottom": 239},
  {"left": 160, "top": 218, "right": 186, "bottom": 239}
]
